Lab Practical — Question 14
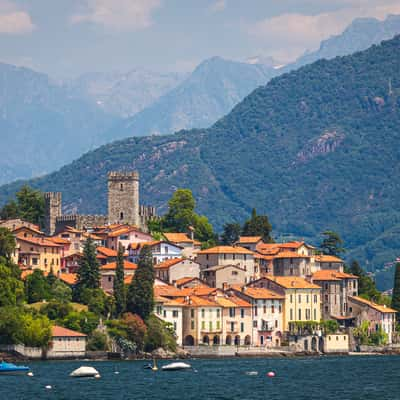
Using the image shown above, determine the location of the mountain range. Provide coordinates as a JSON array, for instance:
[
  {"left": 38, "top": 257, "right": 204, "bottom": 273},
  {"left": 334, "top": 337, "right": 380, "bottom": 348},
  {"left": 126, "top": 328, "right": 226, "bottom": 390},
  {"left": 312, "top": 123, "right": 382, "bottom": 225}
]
[{"left": 1, "top": 34, "right": 400, "bottom": 289}]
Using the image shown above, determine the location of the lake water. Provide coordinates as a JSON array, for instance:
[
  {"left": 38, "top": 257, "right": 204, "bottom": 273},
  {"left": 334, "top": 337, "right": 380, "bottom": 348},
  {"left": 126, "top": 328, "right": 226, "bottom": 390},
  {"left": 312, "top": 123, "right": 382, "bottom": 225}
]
[{"left": 1, "top": 356, "right": 399, "bottom": 400}]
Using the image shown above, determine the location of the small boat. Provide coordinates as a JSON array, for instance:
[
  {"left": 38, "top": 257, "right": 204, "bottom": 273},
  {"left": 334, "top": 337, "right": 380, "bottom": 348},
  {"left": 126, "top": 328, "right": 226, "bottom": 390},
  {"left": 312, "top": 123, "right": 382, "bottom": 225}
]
[
  {"left": 70, "top": 366, "right": 100, "bottom": 378},
  {"left": 161, "top": 362, "right": 192, "bottom": 371},
  {"left": 0, "top": 360, "right": 30, "bottom": 375}
]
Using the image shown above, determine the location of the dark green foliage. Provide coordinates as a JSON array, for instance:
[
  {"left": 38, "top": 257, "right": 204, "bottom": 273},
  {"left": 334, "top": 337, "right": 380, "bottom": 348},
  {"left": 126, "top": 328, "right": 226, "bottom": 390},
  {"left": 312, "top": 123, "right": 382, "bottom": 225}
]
[
  {"left": 87, "top": 331, "right": 109, "bottom": 351},
  {"left": 114, "top": 244, "right": 126, "bottom": 317},
  {"left": 320, "top": 230, "right": 345, "bottom": 256},
  {"left": 144, "top": 315, "right": 177, "bottom": 352},
  {"left": 40, "top": 301, "right": 73, "bottom": 321},
  {"left": 391, "top": 262, "right": 400, "bottom": 317},
  {"left": 0, "top": 185, "right": 45, "bottom": 225},
  {"left": 79, "top": 287, "right": 112, "bottom": 317},
  {"left": 220, "top": 222, "right": 241, "bottom": 245},
  {"left": 0, "top": 227, "right": 16, "bottom": 260},
  {"left": 127, "top": 245, "right": 154, "bottom": 320},
  {"left": 58, "top": 310, "right": 99, "bottom": 335},
  {"left": 75, "top": 238, "right": 100, "bottom": 299},
  {"left": 0, "top": 263, "right": 24, "bottom": 307},
  {"left": 3, "top": 37, "right": 400, "bottom": 286},
  {"left": 25, "top": 270, "right": 51, "bottom": 303},
  {"left": 348, "top": 260, "right": 381, "bottom": 301},
  {"left": 242, "top": 208, "right": 273, "bottom": 243}
]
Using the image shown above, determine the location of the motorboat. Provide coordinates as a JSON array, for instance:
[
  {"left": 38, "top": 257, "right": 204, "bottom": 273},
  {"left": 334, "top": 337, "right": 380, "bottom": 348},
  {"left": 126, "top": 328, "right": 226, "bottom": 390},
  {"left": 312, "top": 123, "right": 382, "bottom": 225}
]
[
  {"left": 70, "top": 366, "right": 100, "bottom": 378},
  {"left": 0, "top": 360, "right": 30, "bottom": 374},
  {"left": 161, "top": 362, "right": 192, "bottom": 371}
]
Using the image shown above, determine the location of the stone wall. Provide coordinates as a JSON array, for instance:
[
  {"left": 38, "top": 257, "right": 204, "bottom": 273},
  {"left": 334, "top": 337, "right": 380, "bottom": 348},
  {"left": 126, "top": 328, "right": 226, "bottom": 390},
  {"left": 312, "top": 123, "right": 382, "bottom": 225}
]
[
  {"left": 55, "top": 214, "right": 108, "bottom": 233},
  {"left": 44, "top": 192, "right": 62, "bottom": 235}
]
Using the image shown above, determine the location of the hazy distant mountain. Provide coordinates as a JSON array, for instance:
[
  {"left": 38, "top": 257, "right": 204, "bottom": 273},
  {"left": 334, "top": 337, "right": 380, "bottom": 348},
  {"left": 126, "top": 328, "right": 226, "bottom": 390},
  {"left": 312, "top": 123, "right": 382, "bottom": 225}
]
[
  {"left": 289, "top": 14, "right": 400, "bottom": 70},
  {"left": 66, "top": 69, "right": 186, "bottom": 118},
  {"left": 0, "top": 63, "right": 117, "bottom": 185},
  {"left": 107, "top": 57, "right": 277, "bottom": 139}
]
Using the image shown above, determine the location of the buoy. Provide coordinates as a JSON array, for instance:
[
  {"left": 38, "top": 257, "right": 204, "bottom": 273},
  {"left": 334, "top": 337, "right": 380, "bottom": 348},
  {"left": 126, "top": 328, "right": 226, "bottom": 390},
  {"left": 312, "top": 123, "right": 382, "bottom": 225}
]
[
  {"left": 27, "top": 372, "right": 34, "bottom": 377},
  {"left": 152, "top": 358, "right": 158, "bottom": 371},
  {"left": 94, "top": 374, "right": 101, "bottom": 379},
  {"left": 267, "top": 371, "right": 275, "bottom": 378},
  {"left": 45, "top": 385, "right": 52, "bottom": 389},
  {"left": 114, "top": 371, "right": 119, "bottom": 375}
]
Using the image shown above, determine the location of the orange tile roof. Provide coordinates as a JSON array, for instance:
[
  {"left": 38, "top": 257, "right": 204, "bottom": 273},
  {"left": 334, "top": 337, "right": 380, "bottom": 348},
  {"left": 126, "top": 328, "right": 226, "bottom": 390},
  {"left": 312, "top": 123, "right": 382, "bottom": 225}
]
[
  {"left": 255, "top": 243, "right": 280, "bottom": 255},
  {"left": 312, "top": 270, "right": 358, "bottom": 281},
  {"left": 107, "top": 226, "right": 144, "bottom": 238},
  {"left": 316, "top": 255, "right": 344, "bottom": 263},
  {"left": 277, "top": 241, "right": 305, "bottom": 249},
  {"left": 154, "top": 285, "right": 187, "bottom": 298},
  {"left": 16, "top": 236, "right": 62, "bottom": 247},
  {"left": 179, "top": 286, "right": 217, "bottom": 297},
  {"left": 216, "top": 295, "right": 251, "bottom": 307},
  {"left": 48, "top": 237, "right": 71, "bottom": 245},
  {"left": 101, "top": 261, "right": 138, "bottom": 270},
  {"left": 164, "top": 233, "right": 194, "bottom": 243},
  {"left": 175, "top": 277, "right": 201, "bottom": 287},
  {"left": 253, "top": 254, "right": 275, "bottom": 261},
  {"left": 155, "top": 258, "right": 184, "bottom": 270},
  {"left": 58, "top": 273, "right": 77, "bottom": 285},
  {"left": 96, "top": 246, "right": 118, "bottom": 257},
  {"left": 197, "top": 246, "right": 254, "bottom": 255},
  {"left": 174, "top": 295, "right": 219, "bottom": 307},
  {"left": 52, "top": 325, "right": 86, "bottom": 337},
  {"left": 266, "top": 276, "right": 321, "bottom": 289},
  {"left": 12, "top": 225, "right": 44, "bottom": 235},
  {"left": 238, "top": 236, "right": 263, "bottom": 244},
  {"left": 349, "top": 296, "right": 397, "bottom": 314},
  {"left": 124, "top": 275, "right": 133, "bottom": 285},
  {"left": 242, "top": 287, "right": 284, "bottom": 300},
  {"left": 274, "top": 251, "right": 310, "bottom": 259}
]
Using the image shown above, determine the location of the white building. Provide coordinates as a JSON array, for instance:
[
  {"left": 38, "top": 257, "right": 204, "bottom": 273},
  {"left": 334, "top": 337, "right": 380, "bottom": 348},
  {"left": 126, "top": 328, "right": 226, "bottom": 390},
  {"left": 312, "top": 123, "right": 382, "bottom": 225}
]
[{"left": 128, "top": 241, "right": 183, "bottom": 264}]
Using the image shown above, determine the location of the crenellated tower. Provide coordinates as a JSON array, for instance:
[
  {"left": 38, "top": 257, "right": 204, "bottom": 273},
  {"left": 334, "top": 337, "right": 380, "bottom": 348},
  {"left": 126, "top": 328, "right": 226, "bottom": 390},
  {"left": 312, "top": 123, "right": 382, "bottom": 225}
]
[{"left": 44, "top": 192, "right": 62, "bottom": 236}]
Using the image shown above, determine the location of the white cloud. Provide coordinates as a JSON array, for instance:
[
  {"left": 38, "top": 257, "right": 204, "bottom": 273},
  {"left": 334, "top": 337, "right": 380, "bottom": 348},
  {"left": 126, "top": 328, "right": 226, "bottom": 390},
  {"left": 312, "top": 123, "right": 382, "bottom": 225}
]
[
  {"left": 71, "top": 0, "right": 161, "bottom": 31},
  {"left": 0, "top": 1, "right": 35, "bottom": 34},
  {"left": 248, "top": 1, "right": 400, "bottom": 62},
  {"left": 209, "top": 0, "right": 226, "bottom": 13}
]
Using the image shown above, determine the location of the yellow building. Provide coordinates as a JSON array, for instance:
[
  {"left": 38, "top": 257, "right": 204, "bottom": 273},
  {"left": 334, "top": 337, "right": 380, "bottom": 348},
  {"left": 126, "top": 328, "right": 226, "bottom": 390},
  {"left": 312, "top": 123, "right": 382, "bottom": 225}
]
[
  {"left": 249, "top": 276, "right": 322, "bottom": 331},
  {"left": 17, "top": 236, "right": 62, "bottom": 274}
]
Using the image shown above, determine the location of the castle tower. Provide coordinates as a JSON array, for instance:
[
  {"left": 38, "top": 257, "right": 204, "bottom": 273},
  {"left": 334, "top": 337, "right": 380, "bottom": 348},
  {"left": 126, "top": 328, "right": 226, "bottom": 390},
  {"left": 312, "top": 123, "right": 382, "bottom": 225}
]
[
  {"left": 108, "top": 171, "right": 139, "bottom": 226},
  {"left": 44, "top": 192, "right": 62, "bottom": 236}
]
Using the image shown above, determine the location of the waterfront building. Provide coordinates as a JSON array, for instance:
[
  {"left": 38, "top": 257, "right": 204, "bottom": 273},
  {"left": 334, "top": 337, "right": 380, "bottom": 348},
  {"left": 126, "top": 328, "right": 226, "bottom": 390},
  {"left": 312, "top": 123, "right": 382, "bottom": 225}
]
[
  {"left": 201, "top": 264, "right": 247, "bottom": 289},
  {"left": 154, "top": 297, "right": 184, "bottom": 345},
  {"left": 49, "top": 326, "right": 87, "bottom": 358},
  {"left": 154, "top": 258, "right": 200, "bottom": 284}
]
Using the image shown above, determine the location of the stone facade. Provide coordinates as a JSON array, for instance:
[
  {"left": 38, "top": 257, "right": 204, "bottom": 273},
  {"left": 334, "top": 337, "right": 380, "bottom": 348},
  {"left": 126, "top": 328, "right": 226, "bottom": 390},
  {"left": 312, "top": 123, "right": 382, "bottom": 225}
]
[{"left": 44, "top": 192, "right": 62, "bottom": 235}]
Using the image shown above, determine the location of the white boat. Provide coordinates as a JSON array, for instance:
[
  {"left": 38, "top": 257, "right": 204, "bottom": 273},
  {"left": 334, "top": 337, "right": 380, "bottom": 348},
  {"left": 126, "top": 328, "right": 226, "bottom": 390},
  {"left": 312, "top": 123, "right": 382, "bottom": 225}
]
[
  {"left": 70, "top": 366, "right": 100, "bottom": 378},
  {"left": 161, "top": 362, "right": 192, "bottom": 371}
]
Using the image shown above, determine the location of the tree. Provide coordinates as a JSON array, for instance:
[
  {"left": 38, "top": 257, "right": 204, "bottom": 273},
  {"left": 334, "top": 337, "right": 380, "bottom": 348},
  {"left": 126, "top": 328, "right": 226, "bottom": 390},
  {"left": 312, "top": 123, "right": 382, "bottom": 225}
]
[
  {"left": 114, "top": 243, "right": 126, "bottom": 317},
  {"left": 127, "top": 245, "right": 154, "bottom": 320},
  {"left": 320, "top": 230, "right": 345, "bottom": 256},
  {"left": 75, "top": 238, "right": 100, "bottom": 299},
  {"left": 0, "top": 228, "right": 16, "bottom": 260},
  {"left": 0, "top": 264, "right": 24, "bottom": 307},
  {"left": 242, "top": 208, "right": 273, "bottom": 243},
  {"left": 0, "top": 201, "right": 19, "bottom": 220},
  {"left": 58, "top": 310, "right": 99, "bottom": 335},
  {"left": 19, "top": 313, "right": 52, "bottom": 348},
  {"left": 25, "top": 270, "right": 51, "bottom": 303},
  {"left": 220, "top": 222, "right": 241, "bottom": 245},
  {"left": 87, "top": 331, "right": 109, "bottom": 351},
  {"left": 391, "top": 262, "right": 400, "bottom": 318},
  {"left": 50, "top": 280, "right": 72, "bottom": 303},
  {"left": 123, "top": 313, "right": 147, "bottom": 350},
  {"left": 144, "top": 315, "right": 176, "bottom": 352},
  {"left": 348, "top": 260, "right": 381, "bottom": 301}
]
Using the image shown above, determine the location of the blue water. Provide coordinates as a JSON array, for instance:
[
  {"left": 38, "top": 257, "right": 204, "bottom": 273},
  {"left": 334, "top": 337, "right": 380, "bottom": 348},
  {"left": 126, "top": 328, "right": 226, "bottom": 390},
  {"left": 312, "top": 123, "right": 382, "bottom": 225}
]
[{"left": 0, "top": 356, "right": 399, "bottom": 400}]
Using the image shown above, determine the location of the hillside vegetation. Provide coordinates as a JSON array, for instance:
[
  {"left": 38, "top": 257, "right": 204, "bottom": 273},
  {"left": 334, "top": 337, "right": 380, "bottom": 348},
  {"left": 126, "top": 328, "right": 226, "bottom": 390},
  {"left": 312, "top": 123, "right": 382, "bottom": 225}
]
[{"left": 1, "top": 36, "right": 400, "bottom": 287}]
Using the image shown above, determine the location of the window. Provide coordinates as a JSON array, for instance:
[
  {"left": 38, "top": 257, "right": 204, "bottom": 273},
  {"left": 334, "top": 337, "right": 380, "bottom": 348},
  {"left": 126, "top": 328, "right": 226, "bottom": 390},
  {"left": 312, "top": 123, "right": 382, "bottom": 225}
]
[
  {"left": 156, "top": 306, "right": 162, "bottom": 315},
  {"left": 290, "top": 294, "right": 293, "bottom": 303},
  {"left": 172, "top": 310, "right": 179, "bottom": 318},
  {"left": 253, "top": 320, "right": 257, "bottom": 328},
  {"left": 163, "top": 310, "right": 166, "bottom": 318},
  {"left": 191, "top": 309, "right": 195, "bottom": 318},
  {"left": 191, "top": 320, "right": 195, "bottom": 330},
  {"left": 164, "top": 246, "right": 168, "bottom": 254},
  {"left": 32, "top": 258, "right": 38, "bottom": 265},
  {"left": 314, "top": 295, "right": 318, "bottom": 304},
  {"left": 173, "top": 322, "right": 177, "bottom": 331},
  {"left": 306, "top": 309, "right": 310, "bottom": 320},
  {"left": 241, "top": 308, "right": 245, "bottom": 318},
  {"left": 223, "top": 253, "right": 226, "bottom": 260},
  {"left": 120, "top": 183, "right": 123, "bottom": 191},
  {"left": 232, "top": 271, "right": 238, "bottom": 276},
  {"left": 108, "top": 276, "right": 112, "bottom": 282},
  {"left": 201, "top": 321, "right": 205, "bottom": 330},
  {"left": 209, "top": 321, "right": 213, "bottom": 331},
  {"left": 201, "top": 309, "right": 205, "bottom": 318},
  {"left": 229, "top": 308, "right": 235, "bottom": 318},
  {"left": 120, "top": 212, "right": 124, "bottom": 220},
  {"left": 306, "top": 295, "right": 309, "bottom": 303},
  {"left": 290, "top": 309, "right": 293, "bottom": 320},
  {"left": 232, "top": 254, "right": 236, "bottom": 260},
  {"left": 298, "top": 294, "right": 301, "bottom": 303},
  {"left": 217, "top": 309, "right": 220, "bottom": 318},
  {"left": 240, "top": 322, "right": 244, "bottom": 333},
  {"left": 216, "top": 321, "right": 220, "bottom": 330},
  {"left": 271, "top": 305, "right": 275, "bottom": 314},
  {"left": 298, "top": 309, "right": 302, "bottom": 320},
  {"left": 278, "top": 304, "right": 282, "bottom": 313},
  {"left": 254, "top": 306, "right": 258, "bottom": 316},
  {"left": 263, "top": 305, "right": 266, "bottom": 314},
  {"left": 275, "top": 320, "right": 278, "bottom": 328},
  {"left": 314, "top": 309, "right": 317, "bottom": 320}
]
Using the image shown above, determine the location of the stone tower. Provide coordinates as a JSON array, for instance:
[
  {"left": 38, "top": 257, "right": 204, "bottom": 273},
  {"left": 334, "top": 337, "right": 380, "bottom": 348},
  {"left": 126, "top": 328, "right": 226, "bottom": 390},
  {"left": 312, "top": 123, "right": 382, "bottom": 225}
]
[
  {"left": 44, "top": 192, "right": 62, "bottom": 236},
  {"left": 108, "top": 171, "right": 139, "bottom": 226}
]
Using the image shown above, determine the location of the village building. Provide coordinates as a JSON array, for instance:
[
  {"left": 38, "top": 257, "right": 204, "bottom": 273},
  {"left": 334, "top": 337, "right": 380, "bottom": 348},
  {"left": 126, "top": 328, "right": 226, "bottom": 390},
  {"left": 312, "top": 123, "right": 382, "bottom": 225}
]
[
  {"left": 128, "top": 241, "right": 182, "bottom": 265},
  {"left": 312, "top": 270, "right": 358, "bottom": 319},
  {"left": 96, "top": 246, "right": 119, "bottom": 265},
  {"left": 196, "top": 246, "right": 258, "bottom": 284},
  {"left": 348, "top": 296, "right": 397, "bottom": 344},
  {"left": 61, "top": 252, "right": 82, "bottom": 273},
  {"left": 236, "top": 236, "right": 263, "bottom": 252},
  {"left": 154, "top": 297, "right": 184, "bottom": 346},
  {"left": 163, "top": 232, "right": 201, "bottom": 258},
  {"left": 230, "top": 286, "right": 284, "bottom": 346},
  {"left": 249, "top": 277, "right": 322, "bottom": 331},
  {"left": 105, "top": 225, "right": 152, "bottom": 251},
  {"left": 100, "top": 260, "right": 137, "bottom": 293},
  {"left": 48, "top": 325, "right": 87, "bottom": 358},
  {"left": 154, "top": 258, "right": 200, "bottom": 284},
  {"left": 16, "top": 235, "right": 62, "bottom": 274},
  {"left": 0, "top": 218, "right": 40, "bottom": 232},
  {"left": 175, "top": 277, "right": 207, "bottom": 289},
  {"left": 201, "top": 264, "right": 247, "bottom": 289},
  {"left": 12, "top": 225, "right": 44, "bottom": 239},
  {"left": 315, "top": 255, "right": 345, "bottom": 272}
]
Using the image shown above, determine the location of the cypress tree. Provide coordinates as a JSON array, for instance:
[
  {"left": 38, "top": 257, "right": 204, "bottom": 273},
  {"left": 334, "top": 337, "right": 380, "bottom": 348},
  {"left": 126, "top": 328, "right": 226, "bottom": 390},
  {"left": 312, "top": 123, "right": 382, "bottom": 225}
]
[
  {"left": 391, "top": 262, "right": 400, "bottom": 319},
  {"left": 114, "top": 243, "right": 126, "bottom": 316},
  {"left": 76, "top": 238, "right": 100, "bottom": 296},
  {"left": 127, "top": 245, "right": 154, "bottom": 321}
]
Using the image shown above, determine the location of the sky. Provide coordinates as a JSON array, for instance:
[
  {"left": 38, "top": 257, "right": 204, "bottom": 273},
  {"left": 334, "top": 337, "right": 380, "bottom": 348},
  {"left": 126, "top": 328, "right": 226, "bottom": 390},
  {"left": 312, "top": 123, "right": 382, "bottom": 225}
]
[{"left": 0, "top": 0, "right": 400, "bottom": 79}]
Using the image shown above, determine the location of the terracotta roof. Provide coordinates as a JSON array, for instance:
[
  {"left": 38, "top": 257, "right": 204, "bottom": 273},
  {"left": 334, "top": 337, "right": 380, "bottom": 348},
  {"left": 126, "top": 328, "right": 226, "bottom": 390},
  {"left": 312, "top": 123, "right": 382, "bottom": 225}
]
[
  {"left": 174, "top": 295, "right": 219, "bottom": 307},
  {"left": 107, "top": 226, "right": 145, "bottom": 238},
  {"left": 238, "top": 236, "right": 263, "bottom": 244},
  {"left": 316, "top": 255, "right": 344, "bottom": 263},
  {"left": 312, "top": 270, "right": 358, "bottom": 281},
  {"left": 274, "top": 251, "right": 310, "bottom": 259},
  {"left": 124, "top": 275, "right": 133, "bottom": 285},
  {"left": 58, "top": 273, "right": 77, "bottom": 285},
  {"left": 175, "top": 277, "right": 202, "bottom": 287},
  {"left": 64, "top": 226, "right": 83, "bottom": 233},
  {"left": 12, "top": 225, "right": 44, "bottom": 235},
  {"left": 52, "top": 325, "right": 86, "bottom": 337},
  {"left": 253, "top": 254, "right": 275, "bottom": 261},
  {"left": 164, "top": 233, "right": 194, "bottom": 243},
  {"left": 154, "top": 285, "right": 187, "bottom": 298},
  {"left": 155, "top": 258, "right": 184, "bottom": 270},
  {"left": 96, "top": 246, "right": 118, "bottom": 257},
  {"left": 48, "top": 237, "right": 71, "bottom": 245},
  {"left": 241, "top": 287, "right": 284, "bottom": 300},
  {"left": 255, "top": 243, "right": 280, "bottom": 255},
  {"left": 101, "top": 261, "right": 138, "bottom": 270},
  {"left": 216, "top": 295, "right": 251, "bottom": 308},
  {"left": 16, "top": 236, "right": 62, "bottom": 247},
  {"left": 197, "top": 246, "right": 254, "bottom": 255},
  {"left": 277, "top": 241, "right": 305, "bottom": 249},
  {"left": 266, "top": 276, "right": 321, "bottom": 289},
  {"left": 349, "top": 296, "right": 397, "bottom": 314}
]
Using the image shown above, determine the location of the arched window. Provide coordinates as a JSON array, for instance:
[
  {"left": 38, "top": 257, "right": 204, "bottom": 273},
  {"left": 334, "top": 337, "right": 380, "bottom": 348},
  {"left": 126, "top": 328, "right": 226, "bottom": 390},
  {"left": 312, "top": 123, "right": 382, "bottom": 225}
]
[
  {"left": 120, "top": 212, "right": 124, "bottom": 220},
  {"left": 120, "top": 183, "right": 124, "bottom": 191}
]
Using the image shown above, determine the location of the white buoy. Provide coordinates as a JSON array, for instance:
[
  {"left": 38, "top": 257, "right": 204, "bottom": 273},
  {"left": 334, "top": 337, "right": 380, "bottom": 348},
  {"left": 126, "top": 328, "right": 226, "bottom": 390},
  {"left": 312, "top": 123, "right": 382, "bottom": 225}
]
[
  {"left": 45, "top": 385, "right": 52, "bottom": 389},
  {"left": 114, "top": 371, "right": 119, "bottom": 375},
  {"left": 94, "top": 374, "right": 101, "bottom": 379},
  {"left": 27, "top": 372, "right": 34, "bottom": 377},
  {"left": 267, "top": 371, "right": 275, "bottom": 378}
]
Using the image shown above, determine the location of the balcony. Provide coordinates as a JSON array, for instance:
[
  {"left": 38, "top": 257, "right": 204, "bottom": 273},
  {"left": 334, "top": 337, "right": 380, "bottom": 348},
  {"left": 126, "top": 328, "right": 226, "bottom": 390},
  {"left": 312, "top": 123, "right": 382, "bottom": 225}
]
[{"left": 226, "top": 320, "right": 239, "bottom": 333}]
